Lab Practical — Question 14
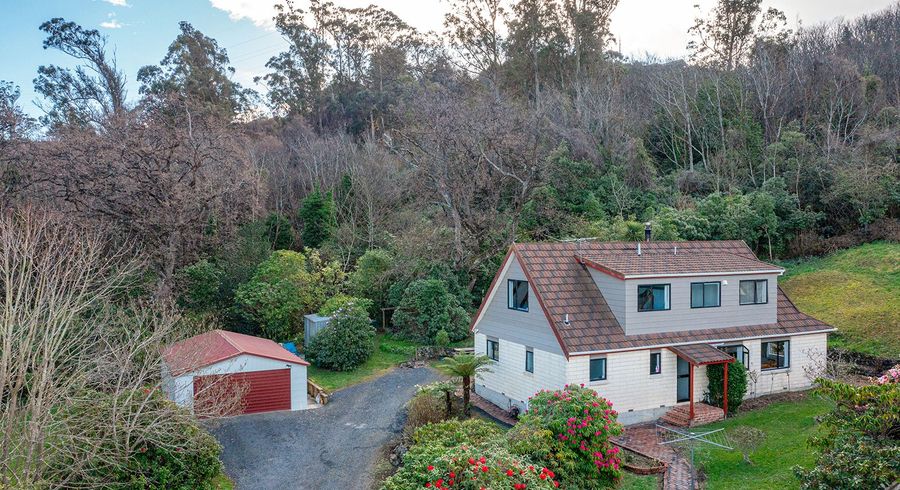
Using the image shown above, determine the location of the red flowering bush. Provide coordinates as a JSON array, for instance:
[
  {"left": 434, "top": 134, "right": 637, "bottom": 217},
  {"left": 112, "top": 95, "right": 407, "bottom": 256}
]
[
  {"left": 382, "top": 420, "right": 557, "bottom": 490},
  {"left": 515, "top": 384, "right": 624, "bottom": 487}
]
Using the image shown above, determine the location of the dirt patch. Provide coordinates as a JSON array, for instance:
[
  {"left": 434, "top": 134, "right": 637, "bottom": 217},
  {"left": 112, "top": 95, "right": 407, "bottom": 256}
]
[
  {"left": 621, "top": 448, "right": 667, "bottom": 475},
  {"left": 738, "top": 391, "right": 809, "bottom": 412}
]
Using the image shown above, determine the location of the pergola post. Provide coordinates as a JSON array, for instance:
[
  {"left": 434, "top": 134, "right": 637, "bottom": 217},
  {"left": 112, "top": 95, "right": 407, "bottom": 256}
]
[
  {"left": 723, "top": 361, "right": 729, "bottom": 417},
  {"left": 689, "top": 362, "right": 695, "bottom": 420}
]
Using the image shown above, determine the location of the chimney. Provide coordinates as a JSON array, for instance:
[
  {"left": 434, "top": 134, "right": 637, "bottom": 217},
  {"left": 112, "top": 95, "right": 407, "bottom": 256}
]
[{"left": 644, "top": 222, "right": 652, "bottom": 242}]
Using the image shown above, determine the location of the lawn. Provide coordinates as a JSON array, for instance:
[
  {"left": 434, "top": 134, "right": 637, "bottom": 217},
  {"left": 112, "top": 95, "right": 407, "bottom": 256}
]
[
  {"left": 307, "top": 333, "right": 419, "bottom": 391},
  {"left": 212, "top": 472, "right": 234, "bottom": 489},
  {"left": 693, "top": 394, "right": 832, "bottom": 490},
  {"left": 780, "top": 242, "right": 899, "bottom": 359},
  {"left": 619, "top": 472, "right": 660, "bottom": 489}
]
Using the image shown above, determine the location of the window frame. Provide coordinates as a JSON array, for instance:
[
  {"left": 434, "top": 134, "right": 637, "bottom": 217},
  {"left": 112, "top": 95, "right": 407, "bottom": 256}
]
[
  {"left": 486, "top": 338, "right": 499, "bottom": 361},
  {"left": 690, "top": 281, "right": 721, "bottom": 309},
  {"left": 739, "top": 279, "right": 769, "bottom": 305},
  {"left": 760, "top": 340, "right": 790, "bottom": 371},
  {"left": 637, "top": 283, "right": 671, "bottom": 312},
  {"left": 525, "top": 347, "right": 534, "bottom": 373},
  {"left": 718, "top": 344, "right": 750, "bottom": 367},
  {"left": 650, "top": 352, "right": 662, "bottom": 375},
  {"left": 507, "top": 279, "right": 530, "bottom": 312},
  {"left": 589, "top": 357, "right": 607, "bottom": 382}
]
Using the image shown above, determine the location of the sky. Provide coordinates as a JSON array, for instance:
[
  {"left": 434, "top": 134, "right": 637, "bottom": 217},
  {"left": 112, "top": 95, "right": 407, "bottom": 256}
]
[{"left": 1, "top": 0, "right": 895, "bottom": 118}]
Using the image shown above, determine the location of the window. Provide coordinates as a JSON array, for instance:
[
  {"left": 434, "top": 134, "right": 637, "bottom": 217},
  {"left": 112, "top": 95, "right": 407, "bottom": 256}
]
[
  {"left": 650, "top": 352, "right": 662, "bottom": 375},
  {"left": 486, "top": 338, "right": 499, "bottom": 361},
  {"left": 740, "top": 279, "right": 768, "bottom": 305},
  {"left": 590, "top": 357, "right": 607, "bottom": 382},
  {"left": 525, "top": 348, "right": 534, "bottom": 373},
  {"left": 761, "top": 340, "right": 789, "bottom": 370},
  {"left": 508, "top": 279, "right": 529, "bottom": 311},
  {"left": 637, "top": 284, "right": 670, "bottom": 312},
  {"left": 719, "top": 345, "right": 750, "bottom": 366},
  {"left": 691, "top": 281, "right": 721, "bottom": 308}
]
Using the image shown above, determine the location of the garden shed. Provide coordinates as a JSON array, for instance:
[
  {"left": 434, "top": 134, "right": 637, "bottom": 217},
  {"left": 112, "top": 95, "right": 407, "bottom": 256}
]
[
  {"left": 303, "top": 313, "right": 331, "bottom": 345},
  {"left": 162, "top": 329, "right": 309, "bottom": 415}
]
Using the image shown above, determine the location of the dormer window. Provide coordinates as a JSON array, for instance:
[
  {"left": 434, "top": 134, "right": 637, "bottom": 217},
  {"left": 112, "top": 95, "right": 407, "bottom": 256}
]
[
  {"left": 691, "top": 281, "right": 721, "bottom": 308},
  {"left": 638, "top": 284, "right": 670, "bottom": 312},
  {"left": 740, "top": 279, "right": 768, "bottom": 305},
  {"left": 508, "top": 280, "right": 529, "bottom": 312}
]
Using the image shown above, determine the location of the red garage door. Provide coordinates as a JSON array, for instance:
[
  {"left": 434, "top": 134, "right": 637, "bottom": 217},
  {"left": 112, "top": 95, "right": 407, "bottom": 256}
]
[{"left": 194, "top": 368, "right": 291, "bottom": 416}]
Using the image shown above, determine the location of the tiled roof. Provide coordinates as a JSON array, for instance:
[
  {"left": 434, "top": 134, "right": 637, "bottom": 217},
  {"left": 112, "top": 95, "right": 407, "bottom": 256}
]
[
  {"left": 505, "top": 240, "right": 834, "bottom": 356},
  {"left": 579, "top": 250, "right": 783, "bottom": 278},
  {"left": 163, "top": 329, "right": 309, "bottom": 376},
  {"left": 668, "top": 343, "right": 736, "bottom": 365}
]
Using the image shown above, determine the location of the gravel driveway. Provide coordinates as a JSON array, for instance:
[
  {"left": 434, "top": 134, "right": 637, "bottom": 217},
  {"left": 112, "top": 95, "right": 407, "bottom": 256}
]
[{"left": 208, "top": 366, "right": 439, "bottom": 490}]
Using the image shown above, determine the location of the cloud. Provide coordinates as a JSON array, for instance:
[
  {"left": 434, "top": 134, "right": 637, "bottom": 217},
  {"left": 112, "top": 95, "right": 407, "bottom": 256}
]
[
  {"left": 209, "top": 0, "right": 279, "bottom": 28},
  {"left": 100, "top": 19, "right": 123, "bottom": 29},
  {"left": 103, "top": 0, "right": 130, "bottom": 6}
]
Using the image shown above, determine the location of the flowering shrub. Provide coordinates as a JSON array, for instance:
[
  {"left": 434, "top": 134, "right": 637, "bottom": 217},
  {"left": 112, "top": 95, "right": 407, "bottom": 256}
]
[
  {"left": 516, "top": 384, "right": 624, "bottom": 487},
  {"left": 875, "top": 364, "right": 899, "bottom": 385},
  {"left": 383, "top": 420, "right": 558, "bottom": 490}
]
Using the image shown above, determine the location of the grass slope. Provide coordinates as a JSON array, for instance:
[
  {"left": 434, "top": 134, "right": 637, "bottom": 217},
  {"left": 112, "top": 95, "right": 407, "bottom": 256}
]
[
  {"left": 695, "top": 395, "right": 832, "bottom": 490},
  {"left": 780, "top": 242, "right": 899, "bottom": 359},
  {"left": 307, "top": 333, "right": 418, "bottom": 391}
]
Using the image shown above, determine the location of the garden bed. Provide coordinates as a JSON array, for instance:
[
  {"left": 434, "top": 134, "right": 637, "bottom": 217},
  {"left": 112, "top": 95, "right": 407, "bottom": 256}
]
[{"left": 620, "top": 448, "right": 666, "bottom": 475}]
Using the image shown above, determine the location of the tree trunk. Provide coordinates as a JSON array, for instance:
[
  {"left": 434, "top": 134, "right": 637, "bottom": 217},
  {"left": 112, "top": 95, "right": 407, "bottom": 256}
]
[{"left": 463, "top": 375, "right": 471, "bottom": 416}]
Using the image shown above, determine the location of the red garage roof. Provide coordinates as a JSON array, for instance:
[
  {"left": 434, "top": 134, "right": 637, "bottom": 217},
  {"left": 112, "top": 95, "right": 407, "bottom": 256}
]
[{"left": 163, "top": 329, "right": 309, "bottom": 376}]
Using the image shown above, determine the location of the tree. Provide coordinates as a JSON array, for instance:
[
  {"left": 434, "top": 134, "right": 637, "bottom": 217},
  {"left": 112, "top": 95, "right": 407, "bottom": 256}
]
[
  {"left": 234, "top": 250, "right": 344, "bottom": 340},
  {"left": 0, "top": 82, "right": 35, "bottom": 205},
  {"left": 688, "top": 0, "right": 788, "bottom": 71},
  {"left": 392, "top": 279, "right": 471, "bottom": 343},
  {"left": 727, "top": 426, "right": 766, "bottom": 465},
  {"left": 138, "top": 21, "right": 249, "bottom": 117},
  {"left": 444, "top": 0, "right": 506, "bottom": 89},
  {"left": 436, "top": 354, "right": 493, "bottom": 416},
  {"left": 34, "top": 18, "right": 127, "bottom": 129},
  {"left": 348, "top": 248, "right": 395, "bottom": 319},
  {"left": 264, "top": 212, "right": 296, "bottom": 250},
  {"left": 299, "top": 187, "right": 335, "bottom": 248}
]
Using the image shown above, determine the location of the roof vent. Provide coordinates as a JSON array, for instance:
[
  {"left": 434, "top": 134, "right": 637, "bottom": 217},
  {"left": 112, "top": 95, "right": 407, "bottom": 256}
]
[
  {"left": 644, "top": 222, "right": 652, "bottom": 242},
  {"left": 637, "top": 242, "right": 642, "bottom": 256},
  {"left": 674, "top": 245, "right": 677, "bottom": 255},
  {"left": 564, "top": 314, "right": 570, "bottom": 326}
]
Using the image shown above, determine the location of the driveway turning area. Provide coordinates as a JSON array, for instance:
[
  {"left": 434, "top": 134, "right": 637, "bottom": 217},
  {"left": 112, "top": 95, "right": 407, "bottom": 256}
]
[{"left": 209, "top": 366, "right": 439, "bottom": 490}]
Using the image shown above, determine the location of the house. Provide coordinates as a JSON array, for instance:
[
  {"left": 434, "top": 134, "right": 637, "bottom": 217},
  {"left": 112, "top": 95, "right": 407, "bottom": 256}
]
[
  {"left": 162, "top": 329, "right": 310, "bottom": 415},
  {"left": 470, "top": 239, "right": 835, "bottom": 426}
]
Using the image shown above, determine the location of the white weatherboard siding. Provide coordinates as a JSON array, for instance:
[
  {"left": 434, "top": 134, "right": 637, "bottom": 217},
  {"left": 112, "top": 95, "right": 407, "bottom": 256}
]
[
  {"left": 623, "top": 273, "right": 779, "bottom": 335},
  {"left": 474, "top": 254, "right": 565, "bottom": 356},
  {"left": 474, "top": 333, "right": 567, "bottom": 412},
  {"left": 163, "top": 354, "right": 308, "bottom": 412},
  {"left": 562, "top": 333, "right": 827, "bottom": 424}
]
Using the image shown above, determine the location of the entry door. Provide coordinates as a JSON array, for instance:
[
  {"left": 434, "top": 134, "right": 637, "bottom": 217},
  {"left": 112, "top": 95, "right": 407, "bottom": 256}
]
[{"left": 676, "top": 357, "right": 690, "bottom": 402}]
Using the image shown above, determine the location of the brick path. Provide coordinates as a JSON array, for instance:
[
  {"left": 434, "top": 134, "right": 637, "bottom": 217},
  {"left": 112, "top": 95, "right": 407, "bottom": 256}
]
[
  {"left": 468, "top": 392, "right": 518, "bottom": 426},
  {"left": 612, "top": 424, "right": 695, "bottom": 490}
]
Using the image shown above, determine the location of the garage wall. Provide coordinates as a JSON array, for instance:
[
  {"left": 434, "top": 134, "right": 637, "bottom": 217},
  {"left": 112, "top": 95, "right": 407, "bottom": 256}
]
[{"left": 166, "top": 354, "right": 308, "bottom": 412}]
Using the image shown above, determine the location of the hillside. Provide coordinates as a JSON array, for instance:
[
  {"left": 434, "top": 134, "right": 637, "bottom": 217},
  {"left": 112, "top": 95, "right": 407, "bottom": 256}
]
[{"left": 780, "top": 242, "right": 900, "bottom": 359}]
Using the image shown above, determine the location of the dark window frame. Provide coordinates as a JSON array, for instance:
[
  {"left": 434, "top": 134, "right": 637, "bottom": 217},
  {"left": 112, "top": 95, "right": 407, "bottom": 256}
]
[
  {"left": 690, "top": 281, "right": 721, "bottom": 308},
  {"left": 760, "top": 340, "right": 790, "bottom": 370},
  {"left": 589, "top": 357, "right": 607, "bottom": 382},
  {"left": 508, "top": 279, "right": 529, "bottom": 312},
  {"left": 718, "top": 344, "right": 750, "bottom": 366},
  {"left": 739, "top": 279, "right": 769, "bottom": 305},
  {"left": 486, "top": 338, "right": 499, "bottom": 361},
  {"left": 650, "top": 352, "right": 662, "bottom": 375},
  {"left": 525, "top": 348, "right": 534, "bottom": 373},
  {"left": 637, "top": 283, "right": 671, "bottom": 312}
]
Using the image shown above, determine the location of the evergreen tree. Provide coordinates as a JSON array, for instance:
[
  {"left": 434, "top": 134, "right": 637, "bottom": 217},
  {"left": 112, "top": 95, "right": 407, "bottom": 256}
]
[{"left": 299, "top": 187, "right": 335, "bottom": 249}]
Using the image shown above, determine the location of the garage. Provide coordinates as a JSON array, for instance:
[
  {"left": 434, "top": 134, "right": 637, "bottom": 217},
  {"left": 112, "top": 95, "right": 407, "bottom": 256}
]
[{"left": 162, "top": 329, "right": 310, "bottom": 415}]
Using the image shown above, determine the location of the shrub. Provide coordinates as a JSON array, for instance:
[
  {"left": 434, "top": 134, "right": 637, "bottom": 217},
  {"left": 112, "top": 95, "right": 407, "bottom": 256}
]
[
  {"left": 349, "top": 249, "right": 395, "bottom": 319},
  {"left": 318, "top": 294, "right": 373, "bottom": 318},
  {"left": 727, "top": 426, "right": 766, "bottom": 465},
  {"left": 383, "top": 420, "right": 558, "bottom": 490},
  {"left": 234, "top": 249, "right": 344, "bottom": 340},
  {"left": 392, "top": 279, "right": 470, "bottom": 343},
  {"left": 175, "top": 259, "right": 224, "bottom": 312},
  {"left": 306, "top": 306, "right": 375, "bottom": 371},
  {"left": 706, "top": 361, "right": 748, "bottom": 414},
  {"left": 405, "top": 391, "right": 447, "bottom": 434},
  {"left": 434, "top": 328, "right": 450, "bottom": 347},
  {"left": 517, "top": 384, "right": 624, "bottom": 487}
]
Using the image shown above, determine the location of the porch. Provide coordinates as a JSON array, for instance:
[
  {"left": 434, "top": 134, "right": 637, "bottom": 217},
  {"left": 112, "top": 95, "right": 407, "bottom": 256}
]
[{"left": 662, "top": 343, "right": 735, "bottom": 427}]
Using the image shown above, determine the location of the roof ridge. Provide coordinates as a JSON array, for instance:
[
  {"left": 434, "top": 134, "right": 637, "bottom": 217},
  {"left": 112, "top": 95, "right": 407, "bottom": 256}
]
[{"left": 216, "top": 329, "right": 243, "bottom": 354}]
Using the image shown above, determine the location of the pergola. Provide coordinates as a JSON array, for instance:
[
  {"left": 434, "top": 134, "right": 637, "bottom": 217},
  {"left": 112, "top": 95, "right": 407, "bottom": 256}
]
[{"left": 667, "top": 344, "right": 736, "bottom": 419}]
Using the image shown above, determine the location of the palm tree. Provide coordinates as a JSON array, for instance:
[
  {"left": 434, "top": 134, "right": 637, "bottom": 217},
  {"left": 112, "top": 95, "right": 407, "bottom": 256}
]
[{"left": 436, "top": 354, "right": 493, "bottom": 416}]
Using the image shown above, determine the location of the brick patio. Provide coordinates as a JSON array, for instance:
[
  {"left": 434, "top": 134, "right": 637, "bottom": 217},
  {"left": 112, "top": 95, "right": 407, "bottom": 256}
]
[{"left": 612, "top": 424, "right": 694, "bottom": 490}]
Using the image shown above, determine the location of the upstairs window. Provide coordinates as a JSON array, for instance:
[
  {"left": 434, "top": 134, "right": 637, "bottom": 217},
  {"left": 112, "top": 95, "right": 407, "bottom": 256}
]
[
  {"left": 486, "top": 338, "right": 499, "bottom": 361},
  {"left": 525, "top": 348, "right": 534, "bottom": 373},
  {"left": 638, "top": 284, "right": 670, "bottom": 312},
  {"left": 691, "top": 281, "right": 721, "bottom": 308},
  {"left": 590, "top": 357, "right": 607, "bottom": 381},
  {"left": 740, "top": 279, "right": 768, "bottom": 305},
  {"left": 650, "top": 352, "right": 662, "bottom": 375},
  {"left": 761, "top": 340, "right": 789, "bottom": 370},
  {"left": 508, "top": 279, "right": 529, "bottom": 312}
]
